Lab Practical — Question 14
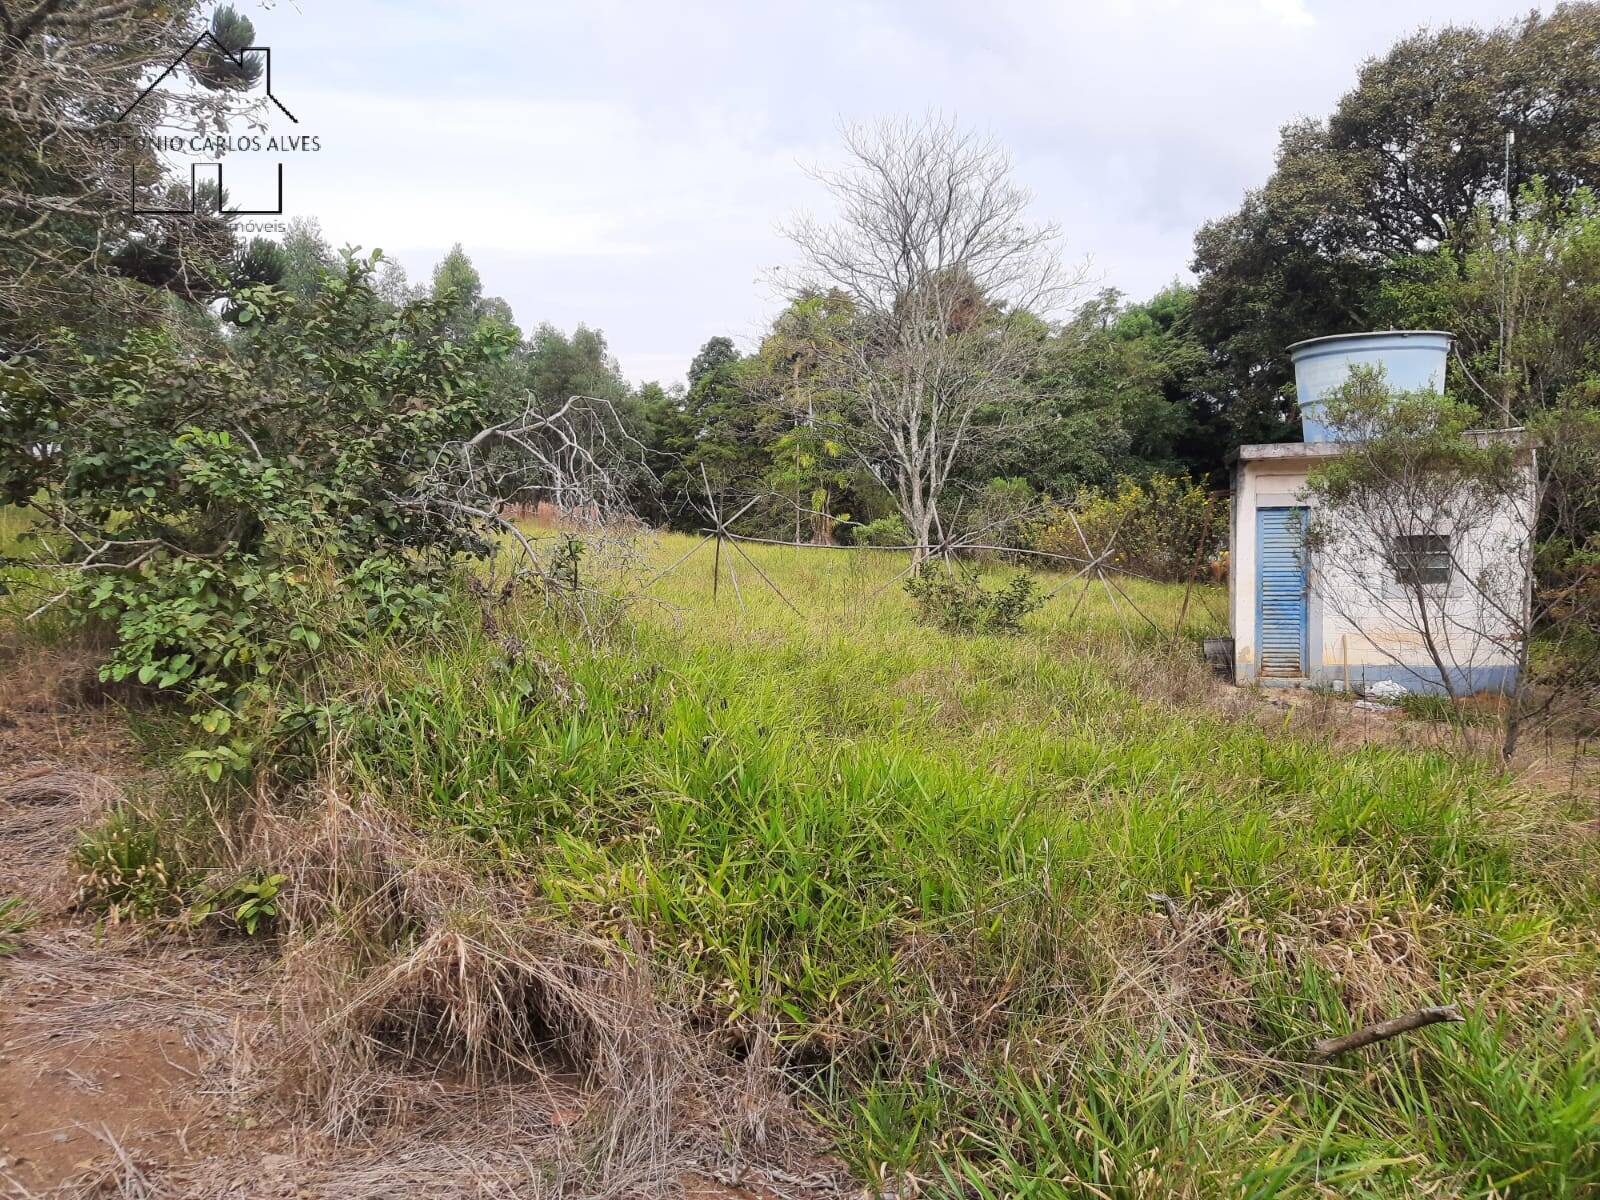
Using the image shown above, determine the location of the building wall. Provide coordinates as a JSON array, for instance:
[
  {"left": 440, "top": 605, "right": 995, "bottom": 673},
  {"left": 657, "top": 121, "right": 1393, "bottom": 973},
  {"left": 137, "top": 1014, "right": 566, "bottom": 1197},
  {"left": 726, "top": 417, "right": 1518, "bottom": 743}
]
[
  {"left": 1231, "top": 457, "right": 1312, "bottom": 684},
  {"left": 1230, "top": 451, "right": 1532, "bottom": 694}
]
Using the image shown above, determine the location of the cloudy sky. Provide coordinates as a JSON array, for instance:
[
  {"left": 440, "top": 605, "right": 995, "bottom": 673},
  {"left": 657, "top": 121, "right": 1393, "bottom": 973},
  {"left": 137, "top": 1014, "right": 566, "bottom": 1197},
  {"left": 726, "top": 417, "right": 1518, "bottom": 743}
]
[{"left": 238, "top": 0, "right": 1546, "bottom": 386}]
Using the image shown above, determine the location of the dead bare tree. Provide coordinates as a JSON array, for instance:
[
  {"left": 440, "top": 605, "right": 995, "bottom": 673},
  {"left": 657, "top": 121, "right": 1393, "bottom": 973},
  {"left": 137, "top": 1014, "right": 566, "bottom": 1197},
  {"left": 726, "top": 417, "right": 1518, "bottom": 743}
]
[
  {"left": 403, "top": 393, "right": 653, "bottom": 637},
  {"left": 781, "top": 115, "right": 1087, "bottom": 567}
]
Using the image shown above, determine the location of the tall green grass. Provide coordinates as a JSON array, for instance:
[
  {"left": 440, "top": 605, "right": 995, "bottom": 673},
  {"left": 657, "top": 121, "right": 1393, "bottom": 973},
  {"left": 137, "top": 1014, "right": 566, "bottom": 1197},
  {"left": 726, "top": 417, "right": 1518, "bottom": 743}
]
[
  {"left": 317, "top": 533, "right": 1599, "bottom": 1196},
  {"left": 0, "top": 505, "right": 81, "bottom": 648},
  {"left": 20, "top": 521, "right": 1590, "bottom": 1196}
]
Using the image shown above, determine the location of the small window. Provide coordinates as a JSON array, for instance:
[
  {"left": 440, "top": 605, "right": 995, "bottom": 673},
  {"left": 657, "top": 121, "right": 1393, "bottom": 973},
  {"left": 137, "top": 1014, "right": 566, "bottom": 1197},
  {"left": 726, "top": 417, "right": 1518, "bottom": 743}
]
[{"left": 1394, "top": 533, "right": 1452, "bottom": 587}]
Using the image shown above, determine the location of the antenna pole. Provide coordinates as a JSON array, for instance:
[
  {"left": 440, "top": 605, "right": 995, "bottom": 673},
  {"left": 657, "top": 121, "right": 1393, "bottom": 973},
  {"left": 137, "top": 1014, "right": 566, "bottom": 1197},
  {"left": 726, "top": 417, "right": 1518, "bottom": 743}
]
[{"left": 1499, "top": 129, "right": 1514, "bottom": 385}]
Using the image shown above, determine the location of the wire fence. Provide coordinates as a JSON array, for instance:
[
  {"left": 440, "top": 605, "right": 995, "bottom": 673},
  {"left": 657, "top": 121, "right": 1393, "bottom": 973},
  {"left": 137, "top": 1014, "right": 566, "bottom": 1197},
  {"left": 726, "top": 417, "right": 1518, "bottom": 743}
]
[{"left": 628, "top": 469, "right": 1229, "bottom": 644}]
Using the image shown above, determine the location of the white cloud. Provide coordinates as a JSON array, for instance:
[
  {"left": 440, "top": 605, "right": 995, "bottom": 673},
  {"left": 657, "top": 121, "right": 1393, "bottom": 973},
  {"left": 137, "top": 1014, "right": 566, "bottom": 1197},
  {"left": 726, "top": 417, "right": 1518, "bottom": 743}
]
[
  {"left": 244, "top": 0, "right": 1547, "bottom": 386},
  {"left": 1260, "top": 0, "right": 1317, "bottom": 27}
]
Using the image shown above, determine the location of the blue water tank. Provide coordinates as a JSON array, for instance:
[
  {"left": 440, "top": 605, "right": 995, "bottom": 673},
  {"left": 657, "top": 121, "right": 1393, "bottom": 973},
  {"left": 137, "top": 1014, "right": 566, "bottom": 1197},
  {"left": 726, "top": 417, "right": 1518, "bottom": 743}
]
[{"left": 1287, "top": 330, "right": 1453, "bottom": 441}]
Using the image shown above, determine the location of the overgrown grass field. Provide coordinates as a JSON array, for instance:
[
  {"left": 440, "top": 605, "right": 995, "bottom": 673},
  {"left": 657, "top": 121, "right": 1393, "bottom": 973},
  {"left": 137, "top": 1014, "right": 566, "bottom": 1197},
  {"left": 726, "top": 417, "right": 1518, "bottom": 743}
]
[
  {"left": 329, "top": 533, "right": 1598, "bottom": 1197},
  {"left": 9, "top": 520, "right": 1597, "bottom": 1196}
]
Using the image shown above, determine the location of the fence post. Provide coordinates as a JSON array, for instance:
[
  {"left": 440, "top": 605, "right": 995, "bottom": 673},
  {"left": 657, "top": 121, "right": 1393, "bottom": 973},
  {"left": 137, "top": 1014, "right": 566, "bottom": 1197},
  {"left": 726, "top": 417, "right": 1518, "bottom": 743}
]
[{"left": 1174, "top": 492, "right": 1219, "bottom": 641}]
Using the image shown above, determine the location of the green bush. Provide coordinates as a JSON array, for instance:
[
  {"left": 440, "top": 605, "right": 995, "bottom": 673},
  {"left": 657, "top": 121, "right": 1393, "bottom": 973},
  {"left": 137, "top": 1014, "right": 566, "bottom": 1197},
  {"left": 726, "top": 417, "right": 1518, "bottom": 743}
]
[
  {"left": 74, "top": 808, "right": 188, "bottom": 921},
  {"left": 193, "top": 871, "right": 289, "bottom": 937},
  {"left": 855, "top": 514, "right": 911, "bottom": 547},
  {"left": 1028, "top": 473, "right": 1221, "bottom": 582},
  {"left": 0, "top": 251, "right": 511, "bottom": 772},
  {"left": 904, "top": 566, "right": 1043, "bottom": 634}
]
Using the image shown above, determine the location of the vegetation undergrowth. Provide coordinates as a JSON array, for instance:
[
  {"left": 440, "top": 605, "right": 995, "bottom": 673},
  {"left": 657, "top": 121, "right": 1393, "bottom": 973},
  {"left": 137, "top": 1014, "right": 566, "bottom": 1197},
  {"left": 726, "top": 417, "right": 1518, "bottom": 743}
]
[
  {"left": 0, "top": 898, "right": 33, "bottom": 956},
  {"left": 223, "top": 532, "right": 1597, "bottom": 1198},
  {"left": 7, "top": 8, "right": 1600, "bottom": 1193},
  {"left": 904, "top": 565, "right": 1044, "bottom": 633},
  {"left": 12, "top": 520, "right": 1598, "bottom": 1195}
]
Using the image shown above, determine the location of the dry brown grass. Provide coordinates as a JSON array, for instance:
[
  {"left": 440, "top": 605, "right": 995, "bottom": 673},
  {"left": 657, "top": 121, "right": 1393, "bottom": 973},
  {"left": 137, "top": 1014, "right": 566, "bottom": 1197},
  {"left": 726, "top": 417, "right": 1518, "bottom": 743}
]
[
  {"left": 0, "top": 773, "right": 129, "bottom": 937},
  {"left": 224, "top": 781, "right": 847, "bottom": 1199},
  {"left": 0, "top": 767, "right": 123, "bottom": 865},
  {"left": 0, "top": 647, "right": 846, "bottom": 1197}
]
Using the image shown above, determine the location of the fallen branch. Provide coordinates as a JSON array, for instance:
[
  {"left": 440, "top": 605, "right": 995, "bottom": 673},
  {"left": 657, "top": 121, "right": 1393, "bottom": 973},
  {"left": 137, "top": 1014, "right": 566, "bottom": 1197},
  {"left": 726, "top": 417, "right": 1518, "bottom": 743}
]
[
  {"left": 1146, "top": 892, "right": 1185, "bottom": 934},
  {"left": 1311, "top": 1004, "right": 1465, "bottom": 1060}
]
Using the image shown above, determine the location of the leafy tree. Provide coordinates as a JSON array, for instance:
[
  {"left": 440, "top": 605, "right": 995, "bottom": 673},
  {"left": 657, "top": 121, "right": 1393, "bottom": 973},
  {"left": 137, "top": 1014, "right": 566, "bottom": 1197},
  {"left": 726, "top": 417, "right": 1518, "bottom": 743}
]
[
  {"left": 430, "top": 243, "right": 494, "bottom": 338},
  {"left": 627, "top": 380, "right": 695, "bottom": 525},
  {"left": 523, "top": 323, "right": 629, "bottom": 405},
  {"left": 221, "top": 237, "right": 288, "bottom": 322},
  {"left": 0, "top": 1, "right": 278, "bottom": 355},
  {"left": 107, "top": 177, "right": 244, "bottom": 306},
  {"left": 1378, "top": 184, "right": 1600, "bottom": 737},
  {"left": 688, "top": 335, "right": 739, "bottom": 387},
  {"left": 1192, "top": 6, "right": 1600, "bottom": 443},
  {"left": 765, "top": 422, "right": 854, "bottom": 544},
  {"left": 191, "top": 4, "right": 264, "bottom": 91},
  {"left": 478, "top": 296, "right": 518, "bottom": 333},
  {"left": 1191, "top": 176, "right": 1374, "bottom": 445},
  {"left": 374, "top": 256, "right": 419, "bottom": 307},
  {"left": 276, "top": 218, "right": 338, "bottom": 300},
  {"left": 0, "top": 252, "right": 517, "bottom": 761},
  {"left": 752, "top": 295, "right": 868, "bottom": 542},
  {"left": 430, "top": 243, "right": 483, "bottom": 308},
  {"left": 953, "top": 284, "right": 1224, "bottom": 500},
  {"left": 1010, "top": 286, "right": 1215, "bottom": 493},
  {"left": 669, "top": 340, "right": 769, "bottom": 514},
  {"left": 425, "top": 243, "right": 517, "bottom": 344},
  {"left": 1381, "top": 183, "right": 1600, "bottom": 428}
]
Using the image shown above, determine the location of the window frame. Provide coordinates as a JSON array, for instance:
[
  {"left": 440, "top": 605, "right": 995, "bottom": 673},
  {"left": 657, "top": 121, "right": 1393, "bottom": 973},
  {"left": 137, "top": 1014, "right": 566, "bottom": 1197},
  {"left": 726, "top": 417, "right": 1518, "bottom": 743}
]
[{"left": 1391, "top": 531, "right": 1454, "bottom": 591}]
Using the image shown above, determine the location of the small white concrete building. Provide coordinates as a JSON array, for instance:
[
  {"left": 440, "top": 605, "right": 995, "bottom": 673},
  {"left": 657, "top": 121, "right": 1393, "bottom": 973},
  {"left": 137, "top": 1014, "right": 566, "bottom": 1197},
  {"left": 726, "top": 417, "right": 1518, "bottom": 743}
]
[{"left": 1227, "top": 331, "right": 1534, "bottom": 696}]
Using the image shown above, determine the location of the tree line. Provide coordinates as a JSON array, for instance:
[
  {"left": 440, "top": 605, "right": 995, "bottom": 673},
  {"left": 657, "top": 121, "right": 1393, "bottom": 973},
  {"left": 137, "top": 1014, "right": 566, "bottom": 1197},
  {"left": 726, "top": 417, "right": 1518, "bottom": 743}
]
[
  {"left": 1, "top": 0, "right": 1597, "bottom": 756},
  {"left": 4, "top": 5, "right": 1600, "bottom": 589},
  {"left": 371, "top": 6, "right": 1600, "bottom": 561},
  {"left": 8, "top": 6, "right": 1600, "bottom": 546}
]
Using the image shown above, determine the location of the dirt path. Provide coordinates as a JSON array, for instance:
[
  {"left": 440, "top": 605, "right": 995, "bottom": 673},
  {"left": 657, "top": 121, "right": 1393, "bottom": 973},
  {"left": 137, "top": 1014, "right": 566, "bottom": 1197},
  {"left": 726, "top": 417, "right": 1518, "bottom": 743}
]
[
  {"left": 0, "top": 651, "right": 841, "bottom": 1199},
  {"left": 0, "top": 650, "right": 261, "bottom": 1197}
]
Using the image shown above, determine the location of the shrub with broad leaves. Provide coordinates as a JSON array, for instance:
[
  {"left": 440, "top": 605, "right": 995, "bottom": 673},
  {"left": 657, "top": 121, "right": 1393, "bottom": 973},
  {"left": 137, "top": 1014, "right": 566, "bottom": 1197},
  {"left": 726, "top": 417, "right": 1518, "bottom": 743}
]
[
  {"left": 905, "top": 567, "right": 1043, "bottom": 634},
  {"left": 0, "top": 251, "right": 512, "bottom": 771}
]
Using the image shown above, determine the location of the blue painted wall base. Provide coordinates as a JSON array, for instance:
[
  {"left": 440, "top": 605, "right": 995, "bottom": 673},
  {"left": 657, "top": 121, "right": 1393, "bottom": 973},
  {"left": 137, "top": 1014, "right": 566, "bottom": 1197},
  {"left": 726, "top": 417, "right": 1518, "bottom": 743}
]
[{"left": 1309, "top": 662, "right": 1518, "bottom": 697}]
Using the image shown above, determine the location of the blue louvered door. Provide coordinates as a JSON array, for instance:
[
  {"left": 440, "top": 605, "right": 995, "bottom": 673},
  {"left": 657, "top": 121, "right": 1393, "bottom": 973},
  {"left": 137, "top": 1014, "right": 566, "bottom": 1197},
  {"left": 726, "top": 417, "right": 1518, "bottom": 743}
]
[{"left": 1256, "top": 507, "right": 1308, "bottom": 679}]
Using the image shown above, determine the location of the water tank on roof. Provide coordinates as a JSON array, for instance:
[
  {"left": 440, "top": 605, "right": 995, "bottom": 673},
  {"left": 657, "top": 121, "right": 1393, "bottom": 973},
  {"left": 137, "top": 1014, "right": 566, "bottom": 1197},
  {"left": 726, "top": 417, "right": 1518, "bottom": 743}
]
[{"left": 1287, "top": 330, "right": 1453, "bottom": 442}]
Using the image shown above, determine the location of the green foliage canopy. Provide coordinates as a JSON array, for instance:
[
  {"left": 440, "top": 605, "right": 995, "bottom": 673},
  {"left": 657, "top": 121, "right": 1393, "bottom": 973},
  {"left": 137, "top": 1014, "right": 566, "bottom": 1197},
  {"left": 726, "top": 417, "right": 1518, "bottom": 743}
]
[
  {"left": 1192, "top": 5, "right": 1600, "bottom": 442},
  {"left": 1, "top": 252, "right": 514, "bottom": 747}
]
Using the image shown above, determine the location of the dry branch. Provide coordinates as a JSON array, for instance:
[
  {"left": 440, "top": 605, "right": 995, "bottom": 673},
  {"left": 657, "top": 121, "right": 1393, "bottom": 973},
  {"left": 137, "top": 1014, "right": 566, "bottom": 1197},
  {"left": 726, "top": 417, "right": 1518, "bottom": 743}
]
[
  {"left": 1146, "top": 892, "right": 1185, "bottom": 934},
  {"left": 1310, "top": 1004, "right": 1465, "bottom": 1059}
]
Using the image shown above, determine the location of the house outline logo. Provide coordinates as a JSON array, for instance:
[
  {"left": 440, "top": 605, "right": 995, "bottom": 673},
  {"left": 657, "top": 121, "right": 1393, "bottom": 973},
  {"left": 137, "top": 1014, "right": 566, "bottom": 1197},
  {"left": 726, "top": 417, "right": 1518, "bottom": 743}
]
[{"left": 117, "top": 29, "right": 298, "bottom": 217}]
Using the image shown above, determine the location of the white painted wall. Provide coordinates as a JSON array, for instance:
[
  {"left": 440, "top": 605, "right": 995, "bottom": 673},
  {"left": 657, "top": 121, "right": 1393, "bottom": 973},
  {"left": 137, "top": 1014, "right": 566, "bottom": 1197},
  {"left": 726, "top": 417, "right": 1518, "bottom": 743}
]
[
  {"left": 1231, "top": 455, "right": 1316, "bottom": 684},
  {"left": 1230, "top": 447, "right": 1533, "bottom": 693}
]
